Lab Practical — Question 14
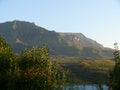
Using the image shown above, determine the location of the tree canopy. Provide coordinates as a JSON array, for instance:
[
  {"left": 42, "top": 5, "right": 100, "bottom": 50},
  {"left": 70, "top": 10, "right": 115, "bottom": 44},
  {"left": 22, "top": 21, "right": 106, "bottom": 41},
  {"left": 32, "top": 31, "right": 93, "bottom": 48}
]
[
  {"left": 0, "top": 36, "right": 67, "bottom": 90},
  {"left": 108, "top": 43, "right": 120, "bottom": 90}
]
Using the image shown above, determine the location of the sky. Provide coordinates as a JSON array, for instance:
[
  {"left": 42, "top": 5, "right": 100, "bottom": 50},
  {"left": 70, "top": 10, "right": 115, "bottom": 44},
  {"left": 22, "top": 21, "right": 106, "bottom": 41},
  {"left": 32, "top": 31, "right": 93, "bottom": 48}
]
[{"left": 0, "top": 0, "right": 120, "bottom": 48}]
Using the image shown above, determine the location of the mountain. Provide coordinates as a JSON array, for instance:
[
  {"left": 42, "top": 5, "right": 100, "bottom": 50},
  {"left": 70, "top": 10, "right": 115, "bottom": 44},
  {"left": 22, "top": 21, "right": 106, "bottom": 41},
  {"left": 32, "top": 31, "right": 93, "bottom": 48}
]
[
  {"left": 59, "top": 33, "right": 104, "bottom": 48},
  {"left": 0, "top": 20, "right": 113, "bottom": 58}
]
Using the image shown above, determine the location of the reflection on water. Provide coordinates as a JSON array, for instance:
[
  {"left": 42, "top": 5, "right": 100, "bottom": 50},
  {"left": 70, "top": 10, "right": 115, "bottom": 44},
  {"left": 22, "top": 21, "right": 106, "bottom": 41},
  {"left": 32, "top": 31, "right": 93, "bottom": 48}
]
[{"left": 55, "top": 84, "right": 108, "bottom": 90}]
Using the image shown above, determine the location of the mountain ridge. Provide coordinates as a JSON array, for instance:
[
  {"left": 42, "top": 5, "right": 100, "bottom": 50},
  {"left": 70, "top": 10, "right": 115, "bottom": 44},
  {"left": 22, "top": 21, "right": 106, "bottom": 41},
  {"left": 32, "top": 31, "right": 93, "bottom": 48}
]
[
  {"left": 0, "top": 20, "right": 113, "bottom": 58},
  {"left": 59, "top": 33, "right": 104, "bottom": 48}
]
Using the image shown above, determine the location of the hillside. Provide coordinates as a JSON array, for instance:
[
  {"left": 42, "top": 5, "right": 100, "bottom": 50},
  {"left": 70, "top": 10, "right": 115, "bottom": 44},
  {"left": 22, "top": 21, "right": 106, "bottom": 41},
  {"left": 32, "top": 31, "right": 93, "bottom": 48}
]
[
  {"left": 52, "top": 57, "right": 115, "bottom": 83},
  {"left": 0, "top": 20, "right": 113, "bottom": 58},
  {"left": 59, "top": 33, "right": 103, "bottom": 48}
]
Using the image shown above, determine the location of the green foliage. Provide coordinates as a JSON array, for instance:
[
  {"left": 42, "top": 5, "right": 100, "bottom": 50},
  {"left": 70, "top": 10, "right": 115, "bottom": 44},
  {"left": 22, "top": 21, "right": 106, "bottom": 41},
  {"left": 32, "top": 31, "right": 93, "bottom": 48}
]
[
  {"left": 16, "top": 46, "right": 51, "bottom": 90},
  {"left": 0, "top": 36, "right": 17, "bottom": 89},
  {"left": 17, "top": 46, "right": 66, "bottom": 90},
  {"left": 108, "top": 43, "right": 120, "bottom": 90},
  {"left": 0, "top": 36, "right": 67, "bottom": 90}
]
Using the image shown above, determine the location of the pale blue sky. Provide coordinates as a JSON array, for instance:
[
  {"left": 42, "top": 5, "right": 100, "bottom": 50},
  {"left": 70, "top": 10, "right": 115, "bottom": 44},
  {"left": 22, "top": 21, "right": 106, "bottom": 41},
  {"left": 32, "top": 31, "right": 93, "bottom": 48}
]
[{"left": 0, "top": 0, "right": 120, "bottom": 48}]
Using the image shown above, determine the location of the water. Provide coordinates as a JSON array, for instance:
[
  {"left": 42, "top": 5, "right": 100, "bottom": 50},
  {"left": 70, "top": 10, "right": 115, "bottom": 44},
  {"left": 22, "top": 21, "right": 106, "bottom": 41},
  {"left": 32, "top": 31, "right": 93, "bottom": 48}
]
[{"left": 55, "top": 84, "right": 108, "bottom": 90}]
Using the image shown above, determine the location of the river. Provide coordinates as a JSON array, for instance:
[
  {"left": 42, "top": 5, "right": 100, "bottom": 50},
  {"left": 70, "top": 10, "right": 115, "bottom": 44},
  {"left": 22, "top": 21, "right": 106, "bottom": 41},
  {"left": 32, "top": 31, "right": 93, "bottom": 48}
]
[{"left": 55, "top": 84, "right": 108, "bottom": 90}]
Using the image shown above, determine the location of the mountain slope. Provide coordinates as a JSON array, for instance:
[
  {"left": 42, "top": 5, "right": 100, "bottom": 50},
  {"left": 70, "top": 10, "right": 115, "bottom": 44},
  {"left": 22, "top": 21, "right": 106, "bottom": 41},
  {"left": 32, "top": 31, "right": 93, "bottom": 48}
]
[
  {"left": 0, "top": 20, "right": 113, "bottom": 58},
  {"left": 59, "top": 33, "right": 104, "bottom": 48}
]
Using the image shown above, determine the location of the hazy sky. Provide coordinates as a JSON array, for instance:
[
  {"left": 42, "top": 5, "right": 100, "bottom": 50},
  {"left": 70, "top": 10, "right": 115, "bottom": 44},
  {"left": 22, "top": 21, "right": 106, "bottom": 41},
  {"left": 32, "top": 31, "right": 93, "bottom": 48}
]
[{"left": 0, "top": 0, "right": 120, "bottom": 48}]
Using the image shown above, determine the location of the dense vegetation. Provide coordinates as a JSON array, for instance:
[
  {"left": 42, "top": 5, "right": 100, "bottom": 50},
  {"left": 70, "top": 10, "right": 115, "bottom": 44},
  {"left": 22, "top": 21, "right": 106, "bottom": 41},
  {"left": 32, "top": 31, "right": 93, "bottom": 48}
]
[
  {"left": 0, "top": 36, "right": 67, "bottom": 90},
  {"left": 108, "top": 43, "right": 120, "bottom": 90}
]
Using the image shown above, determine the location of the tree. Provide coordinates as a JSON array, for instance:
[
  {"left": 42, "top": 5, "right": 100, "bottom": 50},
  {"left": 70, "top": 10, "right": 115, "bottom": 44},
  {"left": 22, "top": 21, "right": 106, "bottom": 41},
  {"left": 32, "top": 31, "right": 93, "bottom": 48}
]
[
  {"left": 17, "top": 45, "right": 67, "bottom": 90},
  {"left": 0, "top": 35, "right": 17, "bottom": 89},
  {"left": 0, "top": 35, "right": 67, "bottom": 90},
  {"left": 108, "top": 43, "right": 120, "bottom": 90}
]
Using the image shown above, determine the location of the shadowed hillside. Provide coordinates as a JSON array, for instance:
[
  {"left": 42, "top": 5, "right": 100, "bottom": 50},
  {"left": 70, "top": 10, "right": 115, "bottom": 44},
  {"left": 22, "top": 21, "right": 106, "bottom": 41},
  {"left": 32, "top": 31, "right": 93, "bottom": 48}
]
[{"left": 0, "top": 20, "right": 113, "bottom": 58}]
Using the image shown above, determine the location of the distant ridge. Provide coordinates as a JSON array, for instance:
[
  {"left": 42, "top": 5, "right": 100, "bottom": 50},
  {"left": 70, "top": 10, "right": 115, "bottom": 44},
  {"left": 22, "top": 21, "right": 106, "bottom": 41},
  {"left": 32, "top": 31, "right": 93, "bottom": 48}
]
[{"left": 0, "top": 20, "right": 113, "bottom": 58}]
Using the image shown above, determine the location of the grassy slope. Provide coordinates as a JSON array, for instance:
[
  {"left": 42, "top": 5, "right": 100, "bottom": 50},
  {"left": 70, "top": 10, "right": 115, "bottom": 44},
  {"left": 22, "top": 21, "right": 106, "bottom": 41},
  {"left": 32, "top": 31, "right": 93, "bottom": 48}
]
[{"left": 51, "top": 57, "right": 115, "bottom": 84}]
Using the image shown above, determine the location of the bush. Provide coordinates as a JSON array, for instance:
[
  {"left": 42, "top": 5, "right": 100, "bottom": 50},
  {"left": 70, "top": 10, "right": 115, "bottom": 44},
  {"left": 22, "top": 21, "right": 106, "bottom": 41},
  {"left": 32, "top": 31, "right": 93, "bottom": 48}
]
[{"left": 0, "top": 36, "right": 67, "bottom": 90}]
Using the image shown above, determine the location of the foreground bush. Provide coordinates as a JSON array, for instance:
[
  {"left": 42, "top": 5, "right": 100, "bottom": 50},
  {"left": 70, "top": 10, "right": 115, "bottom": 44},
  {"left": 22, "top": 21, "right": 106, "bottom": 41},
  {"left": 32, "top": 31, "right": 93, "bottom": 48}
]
[{"left": 0, "top": 36, "right": 67, "bottom": 90}]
